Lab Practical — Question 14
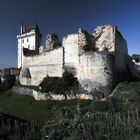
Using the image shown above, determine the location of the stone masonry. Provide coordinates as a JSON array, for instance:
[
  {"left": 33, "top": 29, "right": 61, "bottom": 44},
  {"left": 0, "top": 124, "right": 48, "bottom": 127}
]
[{"left": 18, "top": 24, "right": 128, "bottom": 96}]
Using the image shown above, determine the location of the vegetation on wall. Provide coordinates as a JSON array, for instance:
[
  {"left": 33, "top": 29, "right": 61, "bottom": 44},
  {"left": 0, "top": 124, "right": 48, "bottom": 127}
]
[{"left": 39, "top": 71, "right": 79, "bottom": 99}]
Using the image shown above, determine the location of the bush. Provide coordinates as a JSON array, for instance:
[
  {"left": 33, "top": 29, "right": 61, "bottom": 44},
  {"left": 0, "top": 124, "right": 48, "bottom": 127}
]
[{"left": 39, "top": 71, "right": 79, "bottom": 100}]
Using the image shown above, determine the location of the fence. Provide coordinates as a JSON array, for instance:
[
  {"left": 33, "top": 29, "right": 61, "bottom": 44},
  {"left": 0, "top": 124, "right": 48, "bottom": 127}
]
[
  {"left": 83, "top": 109, "right": 140, "bottom": 140},
  {"left": 0, "top": 109, "right": 139, "bottom": 139}
]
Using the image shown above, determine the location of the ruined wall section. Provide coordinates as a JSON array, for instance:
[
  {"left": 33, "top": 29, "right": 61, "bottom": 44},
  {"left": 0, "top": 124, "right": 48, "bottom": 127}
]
[
  {"left": 93, "top": 25, "right": 115, "bottom": 52},
  {"left": 63, "top": 34, "right": 79, "bottom": 74},
  {"left": 62, "top": 29, "right": 95, "bottom": 74},
  {"left": 20, "top": 47, "right": 63, "bottom": 85},
  {"left": 78, "top": 28, "right": 94, "bottom": 51},
  {"left": 44, "top": 34, "right": 62, "bottom": 51},
  {"left": 92, "top": 25, "right": 128, "bottom": 83},
  {"left": 62, "top": 31, "right": 114, "bottom": 95},
  {"left": 77, "top": 52, "right": 114, "bottom": 96}
]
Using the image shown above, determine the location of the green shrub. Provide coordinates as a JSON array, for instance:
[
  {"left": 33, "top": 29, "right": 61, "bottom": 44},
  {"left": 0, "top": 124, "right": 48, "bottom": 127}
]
[{"left": 39, "top": 71, "right": 79, "bottom": 99}]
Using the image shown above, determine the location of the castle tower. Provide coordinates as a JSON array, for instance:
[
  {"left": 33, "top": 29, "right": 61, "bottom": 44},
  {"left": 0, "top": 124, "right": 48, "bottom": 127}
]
[{"left": 17, "top": 23, "right": 42, "bottom": 68}]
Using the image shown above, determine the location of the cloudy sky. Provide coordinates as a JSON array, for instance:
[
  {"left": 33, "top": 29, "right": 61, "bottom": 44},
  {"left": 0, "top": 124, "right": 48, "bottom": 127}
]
[{"left": 0, "top": 0, "right": 140, "bottom": 68}]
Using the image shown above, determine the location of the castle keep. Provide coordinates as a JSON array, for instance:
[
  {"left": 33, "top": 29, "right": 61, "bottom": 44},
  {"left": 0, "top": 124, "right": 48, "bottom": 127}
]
[{"left": 17, "top": 24, "right": 128, "bottom": 95}]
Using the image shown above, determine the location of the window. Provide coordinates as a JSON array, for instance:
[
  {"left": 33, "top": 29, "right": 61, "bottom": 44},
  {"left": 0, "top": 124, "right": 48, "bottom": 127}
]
[
  {"left": 27, "top": 38, "right": 29, "bottom": 42},
  {"left": 22, "top": 39, "right": 24, "bottom": 43}
]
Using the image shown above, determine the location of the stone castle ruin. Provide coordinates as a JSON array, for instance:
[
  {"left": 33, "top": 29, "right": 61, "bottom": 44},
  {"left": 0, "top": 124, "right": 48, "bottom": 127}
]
[{"left": 17, "top": 24, "right": 137, "bottom": 96}]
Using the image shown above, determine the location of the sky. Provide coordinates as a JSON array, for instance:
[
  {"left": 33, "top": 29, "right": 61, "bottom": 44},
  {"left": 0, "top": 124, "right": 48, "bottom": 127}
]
[{"left": 0, "top": 0, "right": 140, "bottom": 68}]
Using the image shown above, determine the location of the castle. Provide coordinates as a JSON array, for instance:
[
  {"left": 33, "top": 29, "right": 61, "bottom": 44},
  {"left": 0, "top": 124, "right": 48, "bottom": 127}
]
[{"left": 17, "top": 24, "right": 129, "bottom": 96}]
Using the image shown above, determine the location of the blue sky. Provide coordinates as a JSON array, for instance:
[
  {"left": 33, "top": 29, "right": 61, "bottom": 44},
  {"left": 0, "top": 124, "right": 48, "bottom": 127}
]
[{"left": 0, "top": 0, "right": 140, "bottom": 68}]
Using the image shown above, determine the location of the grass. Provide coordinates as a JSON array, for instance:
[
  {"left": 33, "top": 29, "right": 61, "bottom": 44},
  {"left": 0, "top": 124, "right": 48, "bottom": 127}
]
[
  {"left": 109, "top": 81, "right": 140, "bottom": 111},
  {"left": 0, "top": 80, "right": 140, "bottom": 122},
  {"left": 0, "top": 81, "right": 140, "bottom": 139},
  {"left": 0, "top": 90, "right": 93, "bottom": 122},
  {"left": 111, "top": 81, "right": 140, "bottom": 95}
]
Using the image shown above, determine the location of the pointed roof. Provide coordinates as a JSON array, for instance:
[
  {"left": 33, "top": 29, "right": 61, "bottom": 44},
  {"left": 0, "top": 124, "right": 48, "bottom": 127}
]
[
  {"left": 19, "top": 22, "right": 41, "bottom": 34},
  {"left": 35, "top": 22, "right": 40, "bottom": 31}
]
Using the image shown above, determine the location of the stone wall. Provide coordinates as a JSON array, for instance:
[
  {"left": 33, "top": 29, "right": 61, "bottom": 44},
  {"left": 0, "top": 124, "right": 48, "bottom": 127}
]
[
  {"left": 12, "top": 86, "right": 93, "bottom": 100},
  {"left": 12, "top": 86, "right": 46, "bottom": 100},
  {"left": 20, "top": 47, "right": 63, "bottom": 85},
  {"left": 63, "top": 34, "right": 79, "bottom": 70},
  {"left": 19, "top": 24, "right": 129, "bottom": 96},
  {"left": 77, "top": 51, "right": 114, "bottom": 96},
  {"left": 22, "top": 47, "right": 63, "bottom": 67},
  {"left": 45, "top": 34, "right": 62, "bottom": 51},
  {"left": 62, "top": 28, "right": 115, "bottom": 95},
  {"left": 114, "top": 29, "right": 128, "bottom": 82},
  {"left": 93, "top": 25, "right": 115, "bottom": 52}
]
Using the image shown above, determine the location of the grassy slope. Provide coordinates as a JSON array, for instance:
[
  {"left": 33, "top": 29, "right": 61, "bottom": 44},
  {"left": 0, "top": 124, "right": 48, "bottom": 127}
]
[
  {"left": 109, "top": 81, "right": 140, "bottom": 110},
  {"left": 0, "top": 90, "right": 93, "bottom": 121},
  {"left": 0, "top": 81, "right": 140, "bottom": 121}
]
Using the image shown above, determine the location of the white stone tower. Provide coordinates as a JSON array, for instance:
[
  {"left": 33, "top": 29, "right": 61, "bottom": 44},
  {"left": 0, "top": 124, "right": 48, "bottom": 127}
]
[{"left": 17, "top": 23, "right": 42, "bottom": 68}]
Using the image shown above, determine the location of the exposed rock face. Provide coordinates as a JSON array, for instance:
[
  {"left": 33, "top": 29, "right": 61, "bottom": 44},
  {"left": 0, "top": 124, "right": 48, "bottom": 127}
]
[{"left": 44, "top": 34, "right": 62, "bottom": 51}]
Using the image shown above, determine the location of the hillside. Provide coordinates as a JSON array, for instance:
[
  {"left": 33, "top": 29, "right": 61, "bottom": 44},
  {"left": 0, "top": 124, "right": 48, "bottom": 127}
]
[
  {"left": 109, "top": 81, "right": 140, "bottom": 111},
  {"left": 0, "top": 80, "right": 140, "bottom": 121},
  {"left": 0, "top": 81, "right": 140, "bottom": 139}
]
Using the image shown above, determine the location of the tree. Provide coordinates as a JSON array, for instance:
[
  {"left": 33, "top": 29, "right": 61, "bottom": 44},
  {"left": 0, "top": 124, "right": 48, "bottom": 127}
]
[{"left": 39, "top": 71, "right": 79, "bottom": 100}]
